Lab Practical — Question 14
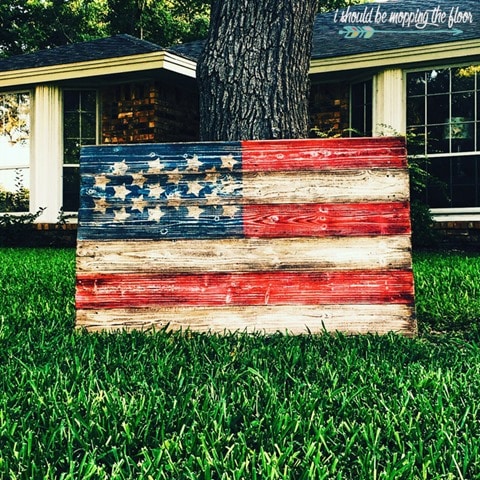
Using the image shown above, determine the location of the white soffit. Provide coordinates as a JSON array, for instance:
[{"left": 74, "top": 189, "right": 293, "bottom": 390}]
[
  {"left": 0, "top": 51, "right": 196, "bottom": 89},
  {"left": 309, "top": 39, "right": 480, "bottom": 74}
]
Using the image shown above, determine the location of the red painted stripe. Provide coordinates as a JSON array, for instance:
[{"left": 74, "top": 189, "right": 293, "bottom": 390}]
[
  {"left": 241, "top": 138, "right": 406, "bottom": 171},
  {"left": 242, "top": 202, "right": 411, "bottom": 237},
  {"left": 76, "top": 270, "right": 415, "bottom": 309}
]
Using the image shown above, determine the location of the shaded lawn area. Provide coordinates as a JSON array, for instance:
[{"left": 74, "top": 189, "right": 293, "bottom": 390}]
[{"left": 0, "top": 248, "right": 479, "bottom": 479}]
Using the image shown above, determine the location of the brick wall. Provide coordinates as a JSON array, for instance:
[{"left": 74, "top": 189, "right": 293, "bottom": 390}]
[
  {"left": 433, "top": 221, "right": 480, "bottom": 250},
  {"left": 102, "top": 80, "right": 350, "bottom": 143},
  {"left": 309, "top": 82, "right": 350, "bottom": 137},
  {"left": 101, "top": 80, "right": 199, "bottom": 144}
]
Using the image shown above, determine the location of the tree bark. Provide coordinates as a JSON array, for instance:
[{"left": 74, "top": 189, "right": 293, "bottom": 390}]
[{"left": 197, "top": 0, "right": 318, "bottom": 141}]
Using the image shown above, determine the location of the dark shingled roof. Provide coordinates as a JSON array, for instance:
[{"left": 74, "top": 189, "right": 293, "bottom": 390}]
[
  {"left": 0, "top": 34, "right": 163, "bottom": 72},
  {"left": 0, "top": 1, "right": 479, "bottom": 73},
  {"left": 168, "top": 0, "right": 480, "bottom": 62},
  {"left": 167, "top": 40, "right": 205, "bottom": 62}
]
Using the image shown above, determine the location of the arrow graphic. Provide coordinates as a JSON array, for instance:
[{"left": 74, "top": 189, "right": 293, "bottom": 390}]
[
  {"left": 339, "top": 26, "right": 375, "bottom": 39},
  {"left": 339, "top": 26, "right": 463, "bottom": 39}
]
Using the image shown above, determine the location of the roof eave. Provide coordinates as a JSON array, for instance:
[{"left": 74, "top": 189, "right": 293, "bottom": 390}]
[
  {"left": 0, "top": 50, "right": 197, "bottom": 89},
  {"left": 309, "top": 38, "right": 480, "bottom": 75}
]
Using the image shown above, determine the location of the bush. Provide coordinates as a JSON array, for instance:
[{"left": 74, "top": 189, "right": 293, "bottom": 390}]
[
  {"left": 0, "top": 169, "right": 30, "bottom": 212},
  {"left": 0, "top": 188, "right": 29, "bottom": 212},
  {"left": 0, "top": 208, "right": 77, "bottom": 247},
  {"left": 0, "top": 208, "right": 45, "bottom": 246},
  {"left": 410, "top": 199, "right": 439, "bottom": 249}
]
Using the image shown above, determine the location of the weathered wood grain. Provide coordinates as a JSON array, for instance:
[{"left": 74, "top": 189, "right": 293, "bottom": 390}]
[
  {"left": 242, "top": 201, "right": 410, "bottom": 237},
  {"left": 242, "top": 137, "right": 407, "bottom": 170},
  {"left": 80, "top": 169, "right": 409, "bottom": 206},
  {"left": 76, "top": 235, "right": 412, "bottom": 274},
  {"left": 80, "top": 138, "right": 407, "bottom": 173},
  {"left": 78, "top": 200, "right": 411, "bottom": 240},
  {"left": 76, "top": 270, "right": 414, "bottom": 309},
  {"left": 76, "top": 304, "right": 417, "bottom": 336},
  {"left": 75, "top": 137, "right": 416, "bottom": 335}
]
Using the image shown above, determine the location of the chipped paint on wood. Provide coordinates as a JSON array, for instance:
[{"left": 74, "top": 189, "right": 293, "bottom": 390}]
[
  {"left": 76, "top": 304, "right": 417, "bottom": 336},
  {"left": 76, "top": 235, "right": 412, "bottom": 274},
  {"left": 75, "top": 137, "right": 416, "bottom": 335}
]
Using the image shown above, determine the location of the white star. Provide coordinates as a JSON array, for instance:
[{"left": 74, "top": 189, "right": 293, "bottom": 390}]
[
  {"left": 131, "top": 195, "right": 148, "bottom": 212},
  {"left": 166, "top": 189, "right": 183, "bottom": 207},
  {"left": 187, "top": 205, "right": 204, "bottom": 220},
  {"left": 204, "top": 172, "right": 220, "bottom": 184},
  {"left": 93, "top": 198, "right": 109, "bottom": 214},
  {"left": 131, "top": 172, "right": 147, "bottom": 188},
  {"left": 147, "top": 158, "right": 164, "bottom": 173},
  {"left": 166, "top": 169, "right": 182, "bottom": 185},
  {"left": 186, "top": 154, "right": 203, "bottom": 172},
  {"left": 148, "top": 206, "right": 165, "bottom": 222},
  {"left": 113, "top": 207, "right": 129, "bottom": 222},
  {"left": 187, "top": 180, "right": 204, "bottom": 197},
  {"left": 147, "top": 184, "right": 166, "bottom": 198},
  {"left": 113, "top": 159, "right": 129, "bottom": 175},
  {"left": 222, "top": 205, "right": 239, "bottom": 218},
  {"left": 220, "top": 154, "right": 238, "bottom": 171},
  {"left": 113, "top": 184, "right": 130, "bottom": 201},
  {"left": 95, "top": 175, "right": 111, "bottom": 189}
]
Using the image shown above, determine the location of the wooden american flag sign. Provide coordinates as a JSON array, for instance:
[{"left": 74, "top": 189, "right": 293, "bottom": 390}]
[{"left": 75, "top": 138, "right": 416, "bottom": 335}]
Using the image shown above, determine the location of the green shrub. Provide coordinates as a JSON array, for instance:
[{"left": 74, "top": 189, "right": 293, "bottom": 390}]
[
  {"left": 0, "top": 188, "right": 29, "bottom": 212},
  {"left": 0, "top": 208, "right": 45, "bottom": 246},
  {"left": 0, "top": 169, "right": 30, "bottom": 212},
  {"left": 410, "top": 199, "right": 439, "bottom": 249},
  {"left": 0, "top": 208, "right": 77, "bottom": 247}
]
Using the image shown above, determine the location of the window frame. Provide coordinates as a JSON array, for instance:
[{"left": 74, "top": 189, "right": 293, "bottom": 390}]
[
  {"left": 406, "top": 63, "right": 480, "bottom": 215},
  {"left": 62, "top": 88, "right": 100, "bottom": 213},
  {"left": 0, "top": 89, "right": 32, "bottom": 213},
  {"left": 349, "top": 78, "right": 373, "bottom": 137}
]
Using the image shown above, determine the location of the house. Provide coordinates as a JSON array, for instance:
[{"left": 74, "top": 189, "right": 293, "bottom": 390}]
[
  {"left": 0, "top": 35, "right": 200, "bottom": 222},
  {"left": 0, "top": 0, "right": 479, "bottom": 243},
  {"left": 308, "top": 0, "right": 480, "bottom": 237}
]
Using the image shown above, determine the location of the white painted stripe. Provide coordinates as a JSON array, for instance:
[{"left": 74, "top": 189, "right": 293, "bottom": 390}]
[
  {"left": 76, "top": 235, "right": 412, "bottom": 274},
  {"left": 76, "top": 304, "right": 417, "bottom": 336}
]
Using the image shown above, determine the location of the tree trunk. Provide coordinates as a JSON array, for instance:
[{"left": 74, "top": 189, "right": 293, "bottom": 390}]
[{"left": 197, "top": 0, "right": 318, "bottom": 141}]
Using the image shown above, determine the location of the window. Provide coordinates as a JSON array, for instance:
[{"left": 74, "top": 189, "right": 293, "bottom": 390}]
[
  {"left": 350, "top": 79, "right": 373, "bottom": 137},
  {"left": 0, "top": 92, "right": 30, "bottom": 212},
  {"left": 63, "top": 90, "right": 97, "bottom": 211},
  {"left": 407, "top": 66, "right": 480, "bottom": 208}
]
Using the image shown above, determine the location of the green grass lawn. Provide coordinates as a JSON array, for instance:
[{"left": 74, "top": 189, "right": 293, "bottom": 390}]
[{"left": 0, "top": 247, "right": 480, "bottom": 479}]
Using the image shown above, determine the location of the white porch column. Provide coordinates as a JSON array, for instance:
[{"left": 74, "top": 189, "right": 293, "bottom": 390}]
[
  {"left": 31, "top": 84, "right": 63, "bottom": 223},
  {"left": 373, "top": 68, "right": 405, "bottom": 137}
]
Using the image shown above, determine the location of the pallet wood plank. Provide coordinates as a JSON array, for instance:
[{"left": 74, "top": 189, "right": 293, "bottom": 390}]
[
  {"left": 77, "top": 235, "right": 411, "bottom": 274},
  {"left": 78, "top": 200, "right": 410, "bottom": 240},
  {"left": 242, "top": 137, "right": 407, "bottom": 170},
  {"left": 76, "top": 270, "right": 414, "bottom": 309},
  {"left": 76, "top": 304, "right": 416, "bottom": 336},
  {"left": 80, "top": 137, "right": 407, "bottom": 173},
  {"left": 76, "top": 235, "right": 412, "bottom": 274},
  {"left": 79, "top": 169, "right": 409, "bottom": 206}
]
